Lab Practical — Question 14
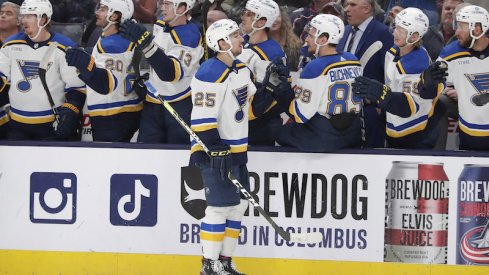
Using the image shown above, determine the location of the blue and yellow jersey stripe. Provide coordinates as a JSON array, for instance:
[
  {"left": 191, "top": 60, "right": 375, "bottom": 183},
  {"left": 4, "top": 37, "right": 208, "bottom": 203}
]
[
  {"left": 289, "top": 101, "right": 308, "bottom": 123},
  {"left": 459, "top": 116, "right": 489, "bottom": 137},
  {"left": 87, "top": 99, "right": 143, "bottom": 117},
  {"left": 0, "top": 108, "right": 8, "bottom": 126},
  {"left": 386, "top": 114, "right": 429, "bottom": 138},
  {"left": 9, "top": 107, "right": 55, "bottom": 124},
  {"left": 146, "top": 86, "right": 191, "bottom": 104}
]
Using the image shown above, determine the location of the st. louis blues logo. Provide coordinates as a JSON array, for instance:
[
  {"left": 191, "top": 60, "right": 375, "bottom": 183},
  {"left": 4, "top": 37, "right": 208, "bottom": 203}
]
[
  {"left": 465, "top": 73, "right": 489, "bottom": 106},
  {"left": 16, "top": 60, "right": 51, "bottom": 92},
  {"left": 460, "top": 221, "right": 489, "bottom": 264},
  {"left": 232, "top": 85, "right": 248, "bottom": 122}
]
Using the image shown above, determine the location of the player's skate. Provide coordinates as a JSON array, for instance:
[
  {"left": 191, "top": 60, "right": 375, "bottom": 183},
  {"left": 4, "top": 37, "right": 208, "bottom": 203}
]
[
  {"left": 219, "top": 256, "right": 246, "bottom": 275},
  {"left": 201, "top": 258, "right": 231, "bottom": 275}
]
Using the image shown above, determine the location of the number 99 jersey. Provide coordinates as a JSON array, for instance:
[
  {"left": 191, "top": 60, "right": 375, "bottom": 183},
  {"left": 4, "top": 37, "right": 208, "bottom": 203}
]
[{"left": 288, "top": 52, "right": 362, "bottom": 123}]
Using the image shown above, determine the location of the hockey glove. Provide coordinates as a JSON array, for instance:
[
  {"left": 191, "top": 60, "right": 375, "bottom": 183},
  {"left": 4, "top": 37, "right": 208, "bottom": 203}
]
[
  {"left": 272, "top": 76, "right": 294, "bottom": 108},
  {"left": 65, "top": 47, "right": 95, "bottom": 80},
  {"left": 269, "top": 57, "right": 290, "bottom": 79},
  {"left": 120, "top": 20, "right": 154, "bottom": 51},
  {"left": 56, "top": 104, "right": 81, "bottom": 140},
  {"left": 419, "top": 61, "right": 448, "bottom": 99},
  {"left": 208, "top": 144, "right": 232, "bottom": 181},
  {"left": 352, "top": 76, "right": 392, "bottom": 108}
]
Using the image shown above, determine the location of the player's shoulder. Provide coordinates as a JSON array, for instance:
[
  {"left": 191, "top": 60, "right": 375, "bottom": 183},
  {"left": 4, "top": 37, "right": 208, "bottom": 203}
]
[
  {"left": 195, "top": 58, "right": 232, "bottom": 83},
  {"left": 3, "top": 32, "right": 26, "bottom": 47},
  {"left": 301, "top": 53, "right": 360, "bottom": 79},
  {"left": 396, "top": 46, "right": 430, "bottom": 74},
  {"left": 251, "top": 39, "right": 285, "bottom": 61},
  {"left": 96, "top": 33, "right": 135, "bottom": 54},
  {"left": 50, "top": 32, "right": 78, "bottom": 48},
  {"left": 439, "top": 41, "right": 471, "bottom": 61},
  {"left": 171, "top": 22, "right": 202, "bottom": 48}
]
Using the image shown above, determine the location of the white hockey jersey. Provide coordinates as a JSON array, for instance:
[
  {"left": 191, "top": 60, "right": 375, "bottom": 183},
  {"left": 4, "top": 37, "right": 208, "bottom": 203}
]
[
  {"left": 440, "top": 41, "right": 489, "bottom": 139},
  {"left": 289, "top": 53, "right": 362, "bottom": 123},
  {"left": 87, "top": 34, "right": 143, "bottom": 117},
  {"left": 0, "top": 33, "right": 85, "bottom": 124},
  {"left": 384, "top": 46, "right": 434, "bottom": 138},
  {"left": 238, "top": 38, "right": 285, "bottom": 84},
  {"left": 146, "top": 20, "right": 203, "bottom": 104},
  {"left": 190, "top": 58, "right": 256, "bottom": 163}
]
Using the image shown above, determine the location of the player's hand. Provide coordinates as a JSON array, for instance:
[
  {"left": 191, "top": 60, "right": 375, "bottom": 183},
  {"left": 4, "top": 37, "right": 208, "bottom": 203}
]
[
  {"left": 444, "top": 86, "right": 458, "bottom": 102},
  {"left": 269, "top": 57, "right": 289, "bottom": 78},
  {"left": 65, "top": 47, "right": 95, "bottom": 79},
  {"left": 420, "top": 61, "right": 448, "bottom": 92},
  {"left": 56, "top": 104, "right": 81, "bottom": 140},
  {"left": 208, "top": 144, "right": 232, "bottom": 181},
  {"left": 120, "top": 19, "right": 154, "bottom": 50},
  {"left": 352, "top": 76, "right": 392, "bottom": 108}
]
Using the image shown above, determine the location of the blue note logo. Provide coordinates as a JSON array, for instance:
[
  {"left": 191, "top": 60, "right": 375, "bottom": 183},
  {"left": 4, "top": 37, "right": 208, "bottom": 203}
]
[
  {"left": 30, "top": 172, "right": 77, "bottom": 224},
  {"left": 110, "top": 174, "right": 158, "bottom": 226}
]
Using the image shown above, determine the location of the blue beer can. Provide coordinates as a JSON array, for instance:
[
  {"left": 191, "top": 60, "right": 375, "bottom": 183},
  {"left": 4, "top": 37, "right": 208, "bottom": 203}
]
[{"left": 457, "top": 164, "right": 489, "bottom": 265}]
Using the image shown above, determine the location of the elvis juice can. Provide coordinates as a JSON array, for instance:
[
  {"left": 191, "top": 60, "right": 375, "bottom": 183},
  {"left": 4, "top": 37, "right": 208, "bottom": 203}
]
[
  {"left": 384, "top": 161, "right": 449, "bottom": 263},
  {"left": 457, "top": 164, "right": 489, "bottom": 265}
]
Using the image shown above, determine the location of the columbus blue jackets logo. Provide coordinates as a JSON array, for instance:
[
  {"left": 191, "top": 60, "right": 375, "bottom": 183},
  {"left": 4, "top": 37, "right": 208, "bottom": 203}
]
[
  {"left": 465, "top": 73, "right": 489, "bottom": 106},
  {"left": 460, "top": 221, "right": 489, "bottom": 264},
  {"left": 181, "top": 166, "right": 206, "bottom": 220},
  {"left": 16, "top": 60, "right": 52, "bottom": 92},
  {"left": 232, "top": 85, "right": 248, "bottom": 122}
]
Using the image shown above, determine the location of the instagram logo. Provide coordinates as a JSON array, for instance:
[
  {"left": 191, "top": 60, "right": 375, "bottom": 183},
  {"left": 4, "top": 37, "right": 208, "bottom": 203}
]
[
  {"left": 30, "top": 172, "right": 77, "bottom": 224},
  {"left": 110, "top": 174, "right": 158, "bottom": 226}
]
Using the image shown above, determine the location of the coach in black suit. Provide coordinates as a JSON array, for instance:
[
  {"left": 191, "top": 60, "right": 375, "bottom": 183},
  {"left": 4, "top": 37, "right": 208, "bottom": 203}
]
[{"left": 337, "top": 0, "right": 393, "bottom": 148}]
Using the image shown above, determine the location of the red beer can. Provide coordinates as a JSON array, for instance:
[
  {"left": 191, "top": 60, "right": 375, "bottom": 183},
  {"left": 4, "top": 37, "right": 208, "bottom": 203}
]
[
  {"left": 384, "top": 161, "right": 449, "bottom": 263},
  {"left": 457, "top": 164, "right": 489, "bottom": 265}
]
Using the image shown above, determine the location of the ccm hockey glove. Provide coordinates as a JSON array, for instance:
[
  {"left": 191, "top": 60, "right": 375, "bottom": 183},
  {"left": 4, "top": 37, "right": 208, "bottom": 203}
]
[
  {"left": 120, "top": 19, "right": 154, "bottom": 51},
  {"left": 56, "top": 104, "right": 81, "bottom": 140},
  {"left": 419, "top": 61, "right": 448, "bottom": 99},
  {"left": 65, "top": 47, "right": 95, "bottom": 80},
  {"left": 352, "top": 76, "right": 392, "bottom": 108},
  {"left": 208, "top": 144, "right": 232, "bottom": 181}
]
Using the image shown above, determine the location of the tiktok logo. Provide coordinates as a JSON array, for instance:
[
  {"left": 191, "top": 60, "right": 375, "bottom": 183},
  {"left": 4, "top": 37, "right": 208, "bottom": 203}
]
[{"left": 110, "top": 174, "right": 158, "bottom": 227}]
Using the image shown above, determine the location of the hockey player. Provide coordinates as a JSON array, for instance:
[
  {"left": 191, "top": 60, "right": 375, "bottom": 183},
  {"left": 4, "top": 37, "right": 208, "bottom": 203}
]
[
  {"left": 274, "top": 14, "right": 363, "bottom": 152},
  {"left": 352, "top": 8, "right": 444, "bottom": 149},
  {"left": 65, "top": 0, "right": 142, "bottom": 142},
  {"left": 238, "top": 0, "right": 286, "bottom": 146},
  {"left": 419, "top": 5, "right": 489, "bottom": 150},
  {"left": 190, "top": 19, "right": 276, "bottom": 275},
  {"left": 0, "top": 0, "right": 86, "bottom": 140},
  {"left": 120, "top": 0, "right": 203, "bottom": 144}
]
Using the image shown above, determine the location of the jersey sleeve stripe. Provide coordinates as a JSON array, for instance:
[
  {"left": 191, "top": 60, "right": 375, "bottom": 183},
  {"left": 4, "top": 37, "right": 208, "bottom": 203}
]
[
  {"left": 170, "top": 30, "right": 182, "bottom": 45},
  {"left": 171, "top": 57, "right": 182, "bottom": 82},
  {"left": 96, "top": 40, "right": 105, "bottom": 54},
  {"left": 396, "top": 61, "right": 406, "bottom": 75},
  {"left": 2, "top": 40, "right": 27, "bottom": 47},
  {"left": 404, "top": 92, "right": 417, "bottom": 116},
  {"left": 252, "top": 46, "right": 269, "bottom": 61},
  {"left": 321, "top": 61, "right": 361, "bottom": 76},
  {"left": 459, "top": 116, "right": 489, "bottom": 136},
  {"left": 0, "top": 109, "right": 9, "bottom": 126},
  {"left": 444, "top": 51, "right": 471, "bottom": 62},
  {"left": 215, "top": 68, "right": 231, "bottom": 83},
  {"left": 290, "top": 101, "right": 307, "bottom": 123},
  {"left": 155, "top": 20, "right": 166, "bottom": 28}
]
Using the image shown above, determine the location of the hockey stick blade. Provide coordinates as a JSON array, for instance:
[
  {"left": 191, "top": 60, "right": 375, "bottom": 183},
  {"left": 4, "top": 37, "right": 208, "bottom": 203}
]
[
  {"left": 359, "top": 41, "right": 383, "bottom": 67},
  {"left": 145, "top": 80, "right": 321, "bottom": 244},
  {"left": 39, "top": 42, "right": 60, "bottom": 125}
]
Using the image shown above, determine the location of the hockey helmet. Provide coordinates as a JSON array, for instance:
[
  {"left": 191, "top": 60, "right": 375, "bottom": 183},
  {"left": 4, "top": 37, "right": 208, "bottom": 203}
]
[
  {"left": 164, "top": 0, "right": 196, "bottom": 15},
  {"left": 206, "top": 18, "right": 240, "bottom": 52},
  {"left": 20, "top": 0, "right": 52, "bottom": 20},
  {"left": 456, "top": 5, "right": 489, "bottom": 36},
  {"left": 245, "top": 0, "right": 280, "bottom": 28},
  {"left": 100, "top": 0, "right": 134, "bottom": 22},
  {"left": 395, "top": 7, "right": 429, "bottom": 39},
  {"left": 309, "top": 14, "right": 344, "bottom": 45}
]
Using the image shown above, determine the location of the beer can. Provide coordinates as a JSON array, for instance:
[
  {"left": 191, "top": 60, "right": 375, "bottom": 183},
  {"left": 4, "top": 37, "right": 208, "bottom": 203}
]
[
  {"left": 384, "top": 161, "right": 449, "bottom": 263},
  {"left": 457, "top": 164, "right": 489, "bottom": 265}
]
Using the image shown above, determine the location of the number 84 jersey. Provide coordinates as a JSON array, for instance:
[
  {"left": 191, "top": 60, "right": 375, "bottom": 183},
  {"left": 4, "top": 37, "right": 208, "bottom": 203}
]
[{"left": 289, "top": 53, "right": 362, "bottom": 123}]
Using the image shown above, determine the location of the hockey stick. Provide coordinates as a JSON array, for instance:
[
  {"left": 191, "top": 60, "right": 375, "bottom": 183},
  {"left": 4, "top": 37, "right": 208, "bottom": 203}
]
[
  {"left": 39, "top": 42, "right": 60, "bottom": 128},
  {"left": 145, "top": 81, "right": 322, "bottom": 244},
  {"left": 358, "top": 41, "right": 383, "bottom": 147}
]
